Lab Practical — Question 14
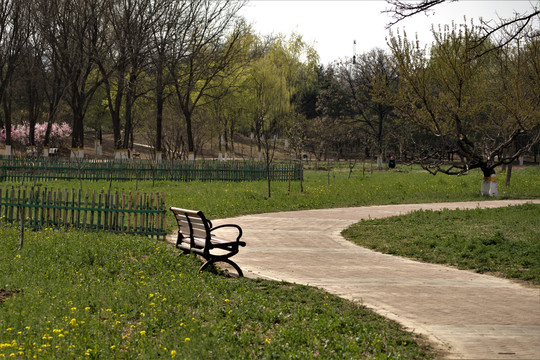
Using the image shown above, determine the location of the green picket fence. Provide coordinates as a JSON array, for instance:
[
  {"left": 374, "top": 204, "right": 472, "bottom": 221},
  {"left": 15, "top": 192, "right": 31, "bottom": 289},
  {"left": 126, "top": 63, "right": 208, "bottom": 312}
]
[
  {"left": 0, "top": 157, "right": 303, "bottom": 182},
  {"left": 0, "top": 186, "right": 166, "bottom": 238}
]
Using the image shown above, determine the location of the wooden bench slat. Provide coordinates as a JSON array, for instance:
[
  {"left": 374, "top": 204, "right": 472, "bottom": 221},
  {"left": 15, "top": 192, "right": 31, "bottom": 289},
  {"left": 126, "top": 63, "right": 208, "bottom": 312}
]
[
  {"left": 177, "top": 218, "right": 204, "bottom": 226},
  {"left": 175, "top": 215, "right": 206, "bottom": 225},
  {"left": 170, "top": 207, "right": 202, "bottom": 217},
  {"left": 175, "top": 218, "right": 206, "bottom": 228},
  {"left": 192, "top": 229, "right": 208, "bottom": 239}
]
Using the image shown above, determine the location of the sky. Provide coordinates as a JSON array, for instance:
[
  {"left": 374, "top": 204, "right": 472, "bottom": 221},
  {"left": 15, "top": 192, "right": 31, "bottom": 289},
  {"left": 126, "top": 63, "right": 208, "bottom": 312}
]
[{"left": 239, "top": 0, "right": 539, "bottom": 65}]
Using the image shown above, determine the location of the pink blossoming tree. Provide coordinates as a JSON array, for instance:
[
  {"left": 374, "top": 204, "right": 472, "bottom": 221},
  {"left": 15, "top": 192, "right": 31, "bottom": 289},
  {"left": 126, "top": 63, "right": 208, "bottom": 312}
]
[{"left": 1, "top": 122, "right": 72, "bottom": 149}]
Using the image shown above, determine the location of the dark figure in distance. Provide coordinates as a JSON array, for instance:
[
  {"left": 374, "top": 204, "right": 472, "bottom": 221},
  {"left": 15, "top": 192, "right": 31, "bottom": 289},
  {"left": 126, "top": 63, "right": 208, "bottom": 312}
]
[{"left": 388, "top": 155, "right": 396, "bottom": 169}]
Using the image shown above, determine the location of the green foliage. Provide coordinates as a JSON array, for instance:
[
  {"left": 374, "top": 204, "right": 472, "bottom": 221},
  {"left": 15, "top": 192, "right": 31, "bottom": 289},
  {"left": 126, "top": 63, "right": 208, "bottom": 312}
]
[
  {"left": 343, "top": 204, "right": 540, "bottom": 284},
  {"left": 0, "top": 226, "right": 431, "bottom": 359}
]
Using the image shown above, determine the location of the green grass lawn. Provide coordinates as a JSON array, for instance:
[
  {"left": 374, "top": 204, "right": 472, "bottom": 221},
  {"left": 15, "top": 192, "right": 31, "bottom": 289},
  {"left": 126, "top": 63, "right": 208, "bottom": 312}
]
[
  {"left": 0, "top": 226, "right": 432, "bottom": 359},
  {"left": 342, "top": 203, "right": 540, "bottom": 284},
  {"left": 1, "top": 165, "right": 538, "bottom": 358},
  {"left": 10, "top": 165, "right": 540, "bottom": 223}
]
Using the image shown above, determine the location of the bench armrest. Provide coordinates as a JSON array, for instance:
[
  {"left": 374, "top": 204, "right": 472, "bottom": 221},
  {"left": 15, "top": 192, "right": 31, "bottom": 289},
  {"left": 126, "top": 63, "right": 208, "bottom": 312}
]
[{"left": 210, "top": 224, "right": 245, "bottom": 246}]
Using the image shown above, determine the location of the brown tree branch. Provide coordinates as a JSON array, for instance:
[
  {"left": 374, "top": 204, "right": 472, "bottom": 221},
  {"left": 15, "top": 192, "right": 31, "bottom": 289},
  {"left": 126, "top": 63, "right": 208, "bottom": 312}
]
[
  {"left": 473, "top": 10, "right": 540, "bottom": 58},
  {"left": 385, "top": 0, "right": 539, "bottom": 59},
  {"left": 384, "top": 0, "right": 454, "bottom": 28}
]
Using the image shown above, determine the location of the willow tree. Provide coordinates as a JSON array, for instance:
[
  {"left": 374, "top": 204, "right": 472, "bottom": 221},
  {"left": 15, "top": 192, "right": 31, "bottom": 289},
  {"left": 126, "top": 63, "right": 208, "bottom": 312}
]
[
  {"left": 389, "top": 22, "right": 539, "bottom": 195},
  {"left": 248, "top": 48, "right": 287, "bottom": 153},
  {"left": 248, "top": 52, "right": 288, "bottom": 196},
  {"left": 244, "top": 33, "right": 318, "bottom": 197}
]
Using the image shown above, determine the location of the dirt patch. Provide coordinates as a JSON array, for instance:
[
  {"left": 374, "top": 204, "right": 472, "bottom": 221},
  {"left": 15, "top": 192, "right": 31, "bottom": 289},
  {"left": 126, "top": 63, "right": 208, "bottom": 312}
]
[{"left": 0, "top": 289, "right": 22, "bottom": 304}]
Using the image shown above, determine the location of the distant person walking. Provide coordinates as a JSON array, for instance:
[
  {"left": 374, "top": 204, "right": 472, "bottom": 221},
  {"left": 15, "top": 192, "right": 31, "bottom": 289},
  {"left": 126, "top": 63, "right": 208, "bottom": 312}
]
[{"left": 388, "top": 155, "right": 396, "bottom": 169}]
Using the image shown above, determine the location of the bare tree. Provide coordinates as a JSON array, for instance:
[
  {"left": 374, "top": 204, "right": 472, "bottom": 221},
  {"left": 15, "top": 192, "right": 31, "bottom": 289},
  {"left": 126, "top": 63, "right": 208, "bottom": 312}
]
[
  {"left": 19, "top": 43, "right": 44, "bottom": 152},
  {"left": 168, "top": 0, "right": 246, "bottom": 160},
  {"left": 386, "top": 1, "right": 539, "bottom": 194},
  {"left": 98, "top": 0, "right": 170, "bottom": 159},
  {"left": 30, "top": 3, "right": 66, "bottom": 155},
  {"left": 37, "top": 0, "right": 108, "bottom": 158},
  {"left": 149, "top": 0, "right": 190, "bottom": 162},
  {"left": 389, "top": 23, "right": 539, "bottom": 195},
  {"left": 346, "top": 49, "right": 397, "bottom": 168},
  {"left": 0, "top": 0, "right": 31, "bottom": 155},
  {"left": 315, "top": 52, "right": 397, "bottom": 168}
]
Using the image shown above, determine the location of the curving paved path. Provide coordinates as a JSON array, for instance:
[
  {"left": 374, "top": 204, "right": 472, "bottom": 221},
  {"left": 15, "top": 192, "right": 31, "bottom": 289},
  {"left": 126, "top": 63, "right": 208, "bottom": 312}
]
[{"left": 171, "top": 200, "right": 540, "bottom": 359}]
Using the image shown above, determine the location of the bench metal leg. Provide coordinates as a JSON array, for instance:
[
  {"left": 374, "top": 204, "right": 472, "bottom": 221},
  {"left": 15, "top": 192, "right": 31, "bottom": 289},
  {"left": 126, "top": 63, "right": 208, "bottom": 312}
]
[{"left": 199, "top": 258, "right": 244, "bottom": 277}]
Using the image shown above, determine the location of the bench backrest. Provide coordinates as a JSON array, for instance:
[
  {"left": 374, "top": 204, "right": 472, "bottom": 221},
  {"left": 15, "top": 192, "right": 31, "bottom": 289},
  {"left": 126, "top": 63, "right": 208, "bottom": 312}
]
[{"left": 170, "top": 207, "right": 212, "bottom": 246}]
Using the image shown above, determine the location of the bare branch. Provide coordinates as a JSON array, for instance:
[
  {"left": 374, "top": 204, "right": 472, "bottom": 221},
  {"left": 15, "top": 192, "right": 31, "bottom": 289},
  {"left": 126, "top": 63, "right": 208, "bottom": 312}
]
[
  {"left": 386, "top": 0, "right": 540, "bottom": 58},
  {"left": 384, "top": 0, "right": 454, "bottom": 28},
  {"left": 421, "top": 163, "right": 469, "bottom": 176},
  {"left": 473, "top": 9, "right": 540, "bottom": 58}
]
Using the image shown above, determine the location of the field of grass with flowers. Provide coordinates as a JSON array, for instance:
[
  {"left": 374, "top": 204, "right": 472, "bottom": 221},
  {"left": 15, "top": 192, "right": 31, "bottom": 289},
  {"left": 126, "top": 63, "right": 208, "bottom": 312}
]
[
  {"left": 0, "top": 226, "right": 432, "bottom": 359},
  {"left": 0, "top": 165, "right": 538, "bottom": 358}
]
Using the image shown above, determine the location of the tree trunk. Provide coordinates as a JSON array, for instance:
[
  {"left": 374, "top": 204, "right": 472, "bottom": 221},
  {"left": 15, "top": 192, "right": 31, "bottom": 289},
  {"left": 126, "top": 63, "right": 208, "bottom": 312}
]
[
  {"left": 224, "top": 128, "right": 229, "bottom": 153},
  {"left": 3, "top": 96, "right": 12, "bottom": 156},
  {"left": 377, "top": 111, "right": 384, "bottom": 170},
  {"left": 184, "top": 110, "right": 195, "bottom": 160},
  {"left": 266, "top": 155, "right": 272, "bottom": 198},
  {"left": 155, "top": 67, "right": 163, "bottom": 161},
  {"left": 71, "top": 103, "right": 85, "bottom": 158},
  {"left": 26, "top": 72, "right": 41, "bottom": 151},
  {"left": 505, "top": 163, "right": 513, "bottom": 187},
  {"left": 123, "top": 89, "right": 134, "bottom": 152},
  {"left": 123, "top": 72, "right": 138, "bottom": 157},
  {"left": 229, "top": 122, "right": 235, "bottom": 158},
  {"left": 376, "top": 155, "right": 383, "bottom": 170},
  {"left": 101, "top": 63, "right": 125, "bottom": 155},
  {"left": 43, "top": 73, "right": 64, "bottom": 150},
  {"left": 43, "top": 120, "right": 53, "bottom": 157},
  {"left": 481, "top": 167, "right": 498, "bottom": 196},
  {"left": 44, "top": 120, "right": 52, "bottom": 148}
]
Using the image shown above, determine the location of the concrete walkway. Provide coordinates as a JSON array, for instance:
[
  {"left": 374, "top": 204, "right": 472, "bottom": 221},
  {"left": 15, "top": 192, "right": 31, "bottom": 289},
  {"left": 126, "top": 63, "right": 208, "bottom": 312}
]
[{"left": 203, "top": 200, "right": 540, "bottom": 359}]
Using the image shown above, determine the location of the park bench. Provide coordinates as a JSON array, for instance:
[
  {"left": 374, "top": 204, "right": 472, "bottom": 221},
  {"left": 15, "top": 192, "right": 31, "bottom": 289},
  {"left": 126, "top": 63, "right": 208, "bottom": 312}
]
[
  {"left": 170, "top": 207, "right": 246, "bottom": 277},
  {"left": 48, "top": 148, "right": 58, "bottom": 157}
]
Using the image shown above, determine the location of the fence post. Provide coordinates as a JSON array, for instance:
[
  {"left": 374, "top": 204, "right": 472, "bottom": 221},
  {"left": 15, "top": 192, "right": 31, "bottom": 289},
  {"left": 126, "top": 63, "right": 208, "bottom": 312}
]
[{"left": 19, "top": 203, "right": 24, "bottom": 250}]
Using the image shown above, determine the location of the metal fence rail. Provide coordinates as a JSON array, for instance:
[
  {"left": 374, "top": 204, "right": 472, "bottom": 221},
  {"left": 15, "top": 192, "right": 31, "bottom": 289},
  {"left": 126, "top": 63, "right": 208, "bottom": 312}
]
[
  {"left": 0, "top": 157, "right": 303, "bottom": 182},
  {"left": 0, "top": 186, "right": 166, "bottom": 238}
]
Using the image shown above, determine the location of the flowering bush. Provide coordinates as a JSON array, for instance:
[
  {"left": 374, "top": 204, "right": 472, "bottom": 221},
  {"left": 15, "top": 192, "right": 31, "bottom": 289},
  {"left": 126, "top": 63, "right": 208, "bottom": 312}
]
[{"left": 0, "top": 122, "right": 72, "bottom": 148}]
